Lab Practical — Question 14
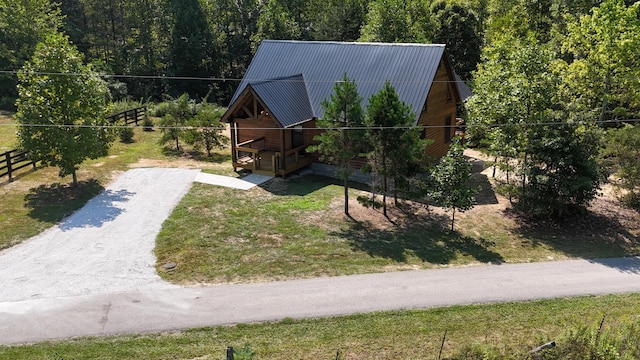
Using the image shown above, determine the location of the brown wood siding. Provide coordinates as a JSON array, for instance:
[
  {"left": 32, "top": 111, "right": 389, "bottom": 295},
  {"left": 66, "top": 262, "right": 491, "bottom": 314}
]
[
  {"left": 420, "top": 60, "right": 457, "bottom": 159},
  {"left": 236, "top": 116, "right": 281, "bottom": 150}
]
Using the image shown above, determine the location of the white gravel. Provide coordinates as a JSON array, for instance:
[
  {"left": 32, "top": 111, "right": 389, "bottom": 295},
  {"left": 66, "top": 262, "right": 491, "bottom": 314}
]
[{"left": 0, "top": 168, "right": 200, "bottom": 303}]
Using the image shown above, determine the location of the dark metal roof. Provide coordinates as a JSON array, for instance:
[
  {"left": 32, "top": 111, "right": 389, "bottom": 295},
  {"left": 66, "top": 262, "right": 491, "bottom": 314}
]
[
  {"left": 250, "top": 74, "right": 314, "bottom": 128},
  {"left": 228, "top": 41, "right": 448, "bottom": 124},
  {"left": 454, "top": 73, "right": 473, "bottom": 101}
]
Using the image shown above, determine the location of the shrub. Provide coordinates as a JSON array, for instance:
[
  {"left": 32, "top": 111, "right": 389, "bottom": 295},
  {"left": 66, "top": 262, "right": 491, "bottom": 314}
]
[{"left": 118, "top": 126, "right": 134, "bottom": 143}]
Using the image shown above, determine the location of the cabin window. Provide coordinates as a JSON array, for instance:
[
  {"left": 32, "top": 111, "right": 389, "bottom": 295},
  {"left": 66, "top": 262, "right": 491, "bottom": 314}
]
[
  {"left": 444, "top": 116, "right": 452, "bottom": 143},
  {"left": 446, "top": 86, "right": 452, "bottom": 102}
]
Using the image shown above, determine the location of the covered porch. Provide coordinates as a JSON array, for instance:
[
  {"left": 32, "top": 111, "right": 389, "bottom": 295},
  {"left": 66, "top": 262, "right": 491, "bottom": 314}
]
[
  {"left": 223, "top": 74, "right": 318, "bottom": 177},
  {"left": 230, "top": 130, "right": 314, "bottom": 178}
]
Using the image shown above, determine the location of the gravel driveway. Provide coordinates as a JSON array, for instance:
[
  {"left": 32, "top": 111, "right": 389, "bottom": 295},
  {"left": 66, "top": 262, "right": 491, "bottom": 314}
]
[{"left": 0, "top": 168, "right": 200, "bottom": 303}]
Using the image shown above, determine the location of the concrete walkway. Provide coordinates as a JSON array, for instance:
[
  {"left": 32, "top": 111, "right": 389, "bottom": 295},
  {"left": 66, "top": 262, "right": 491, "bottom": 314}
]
[{"left": 194, "top": 172, "right": 272, "bottom": 190}]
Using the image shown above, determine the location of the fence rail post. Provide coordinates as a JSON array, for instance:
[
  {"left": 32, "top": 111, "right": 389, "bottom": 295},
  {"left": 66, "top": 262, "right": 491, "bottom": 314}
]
[{"left": 6, "top": 151, "right": 13, "bottom": 181}]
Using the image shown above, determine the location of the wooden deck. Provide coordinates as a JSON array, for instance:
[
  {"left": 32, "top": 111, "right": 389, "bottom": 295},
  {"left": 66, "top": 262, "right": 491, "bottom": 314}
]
[{"left": 233, "top": 148, "right": 313, "bottom": 177}]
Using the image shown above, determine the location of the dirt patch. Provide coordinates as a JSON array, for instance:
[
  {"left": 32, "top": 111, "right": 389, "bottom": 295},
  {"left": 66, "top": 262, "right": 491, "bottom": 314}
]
[{"left": 338, "top": 149, "right": 639, "bottom": 250}]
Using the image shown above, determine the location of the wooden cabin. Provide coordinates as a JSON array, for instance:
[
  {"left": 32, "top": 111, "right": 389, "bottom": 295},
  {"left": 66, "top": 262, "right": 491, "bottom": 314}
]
[{"left": 222, "top": 40, "right": 471, "bottom": 177}]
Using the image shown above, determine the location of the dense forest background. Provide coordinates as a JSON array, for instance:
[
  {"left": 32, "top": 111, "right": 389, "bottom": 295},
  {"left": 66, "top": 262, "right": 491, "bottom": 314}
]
[{"left": 2, "top": 0, "right": 636, "bottom": 109}]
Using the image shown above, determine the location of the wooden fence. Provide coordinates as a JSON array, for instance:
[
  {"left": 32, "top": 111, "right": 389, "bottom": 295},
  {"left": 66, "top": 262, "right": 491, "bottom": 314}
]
[
  {"left": 107, "top": 106, "right": 147, "bottom": 125},
  {"left": 0, "top": 149, "right": 37, "bottom": 181},
  {"left": 0, "top": 106, "right": 147, "bottom": 182}
]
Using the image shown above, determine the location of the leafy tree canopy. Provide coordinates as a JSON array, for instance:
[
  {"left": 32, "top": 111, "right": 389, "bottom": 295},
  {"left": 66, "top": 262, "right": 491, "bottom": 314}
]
[
  {"left": 16, "top": 32, "right": 112, "bottom": 186},
  {"left": 430, "top": 137, "right": 478, "bottom": 231}
]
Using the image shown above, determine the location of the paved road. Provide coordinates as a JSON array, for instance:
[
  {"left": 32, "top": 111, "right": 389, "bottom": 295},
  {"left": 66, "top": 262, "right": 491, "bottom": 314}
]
[
  {"left": 2, "top": 257, "right": 640, "bottom": 345},
  {"left": 2, "top": 168, "right": 640, "bottom": 345}
]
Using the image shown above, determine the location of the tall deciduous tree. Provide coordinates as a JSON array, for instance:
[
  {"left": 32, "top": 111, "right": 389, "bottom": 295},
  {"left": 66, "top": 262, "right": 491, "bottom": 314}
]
[
  {"left": 307, "top": 0, "right": 368, "bottom": 41},
  {"left": 16, "top": 33, "right": 112, "bottom": 186},
  {"left": 558, "top": 0, "right": 640, "bottom": 122},
  {"left": 168, "top": 0, "right": 217, "bottom": 98},
  {"left": 431, "top": 1, "right": 483, "bottom": 80},
  {"left": 0, "top": 0, "right": 62, "bottom": 109},
  {"left": 309, "top": 75, "right": 365, "bottom": 216},
  {"left": 359, "top": 0, "right": 434, "bottom": 43},
  {"left": 250, "top": 0, "right": 302, "bottom": 52},
  {"left": 430, "top": 137, "right": 478, "bottom": 231},
  {"left": 603, "top": 124, "right": 640, "bottom": 208},
  {"left": 468, "top": 32, "right": 602, "bottom": 217}
]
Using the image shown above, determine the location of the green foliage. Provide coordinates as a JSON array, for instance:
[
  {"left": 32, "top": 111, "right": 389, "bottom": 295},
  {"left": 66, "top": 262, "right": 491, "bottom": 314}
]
[
  {"left": 16, "top": 32, "right": 113, "bottom": 185},
  {"left": 233, "top": 343, "right": 256, "bottom": 360},
  {"left": 364, "top": 81, "right": 427, "bottom": 215},
  {"left": 519, "top": 122, "right": 602, "bottom": 217},
  {"left": 306, "top": 0, "right": 368, "bottom": 41},
  {"left": 358, "top": 0, "right": 434, "bottom": 43},
  {"left": 157, "top": 94, "right": 229, "bottom": 156},
  {"left": 251, "top": 0, "right": 302, "bottom": 52},
  {"left": 468, "top": 32, "right": 602, "bottom": 217},
  {"left": 167, "top": 0, "right": 218, "bottom": 99},
  {"left": 118, "top": 126, "right": 135, "bottom": 143},
  {"left": 309, "top": 74, "right": 365, "bottom": 215},
  {"left": 429, "top": 137, "right": 478, "bottom": 231},
  {"left": 142, "top": 114, "right": 154, "bottom": 131},
  {"left": 603, "top": 124, "right": 640, "bottom": 207},
  {"left": 183, "top": 102, "right": 229, "bottom": 157},
  {"left": 0, "top": 0, "right": 63, "bottom": 109},
  {"left": 558, "top": 0, "right": 640, "bottom": 121},
  {"left": 431, "top": 1, "right": 483, "bottom": 80},
  {"left": 157, "top": 94, "right": 196, "bottom": 151}
]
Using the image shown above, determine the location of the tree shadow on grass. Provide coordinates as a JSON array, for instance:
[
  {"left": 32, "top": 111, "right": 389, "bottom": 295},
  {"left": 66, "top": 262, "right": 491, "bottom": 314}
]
[
  {"left": 260, "top": 174, "right": 352, "bottom": 197},
  {"left": 334, "top": 209, "right": 504, "bottom": 265},
  {"left": 161, "top": 146, "right": 231, "bottom": 163},
  {"left": 24, "top": 180, "right": 104, "bottom": 224},
  {"left": 507, "top": 208, "right": 640, "bottom": 272}
]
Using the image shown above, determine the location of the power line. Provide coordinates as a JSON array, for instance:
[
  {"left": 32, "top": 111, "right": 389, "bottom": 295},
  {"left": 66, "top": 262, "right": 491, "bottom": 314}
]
[
  {"left": 1, "top": 118, "right": 638, "bottom": 131},
  {"left": 0, "top": 69, "right": 471, "bottom": 84}
]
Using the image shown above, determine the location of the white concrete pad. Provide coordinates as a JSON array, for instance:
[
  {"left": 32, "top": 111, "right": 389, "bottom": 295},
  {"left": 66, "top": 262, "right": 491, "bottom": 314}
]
[{"left": 194, "top": 172, "right": 272, "bottom": 190}]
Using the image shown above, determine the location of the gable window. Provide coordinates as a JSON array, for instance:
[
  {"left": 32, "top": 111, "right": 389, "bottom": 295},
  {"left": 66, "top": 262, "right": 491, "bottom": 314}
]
[
  {"left": 446, "top": 86, "right": 452, "bottom": 102},
  {"left": 444, "top": 116, "right": 452, "bottom": 143}
]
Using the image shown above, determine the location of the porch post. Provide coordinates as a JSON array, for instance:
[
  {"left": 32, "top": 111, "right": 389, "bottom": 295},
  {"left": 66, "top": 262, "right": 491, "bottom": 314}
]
[
  {"left": 230, "top": 122, "right": 237, "bottom": 164},
  {"left": 280, "top": 128, "right": 286, "bottom": 170}
]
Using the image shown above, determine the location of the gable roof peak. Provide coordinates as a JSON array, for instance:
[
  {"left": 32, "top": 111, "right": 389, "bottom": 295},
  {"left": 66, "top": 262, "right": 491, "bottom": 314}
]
[{"left": 260, "top": 39, "right": 446, "bottom": 48}]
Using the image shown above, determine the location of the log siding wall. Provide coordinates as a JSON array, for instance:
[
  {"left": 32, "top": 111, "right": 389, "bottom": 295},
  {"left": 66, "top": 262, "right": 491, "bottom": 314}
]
[{"left": 419, "top": 59, "right": 458, "bottom": 159}]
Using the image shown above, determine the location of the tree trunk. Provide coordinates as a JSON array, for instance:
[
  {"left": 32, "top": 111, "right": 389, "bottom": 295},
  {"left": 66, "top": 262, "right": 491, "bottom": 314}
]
[
  {"left": 343, "top": 177, "right": 349, "bottom": 216},
  {"left": 382, "top": 152, "right": 387, "bottom": 217},
  {"left": 72, "top": 171, "right": 78, "bottom": 187},
  {"left": 451, "top": 208, "right": 456, "bottom": 232}
]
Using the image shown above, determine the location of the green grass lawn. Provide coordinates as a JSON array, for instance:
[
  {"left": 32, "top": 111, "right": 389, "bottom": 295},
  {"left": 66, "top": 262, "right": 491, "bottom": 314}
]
[
  {"left": 155, "top": 173, "right": 640, "bottom": 284},
  {"left": 2, "top": 293, "right": 639, "bottom": 359}
]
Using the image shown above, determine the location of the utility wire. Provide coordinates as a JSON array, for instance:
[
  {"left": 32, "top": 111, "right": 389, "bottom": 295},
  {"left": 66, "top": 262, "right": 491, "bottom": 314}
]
[
  {"left": 2, "top": 118, "right": 638, "bottom": 130},
  {"left": 0, "top": 69, "right": 471, "bottom": 84}
]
